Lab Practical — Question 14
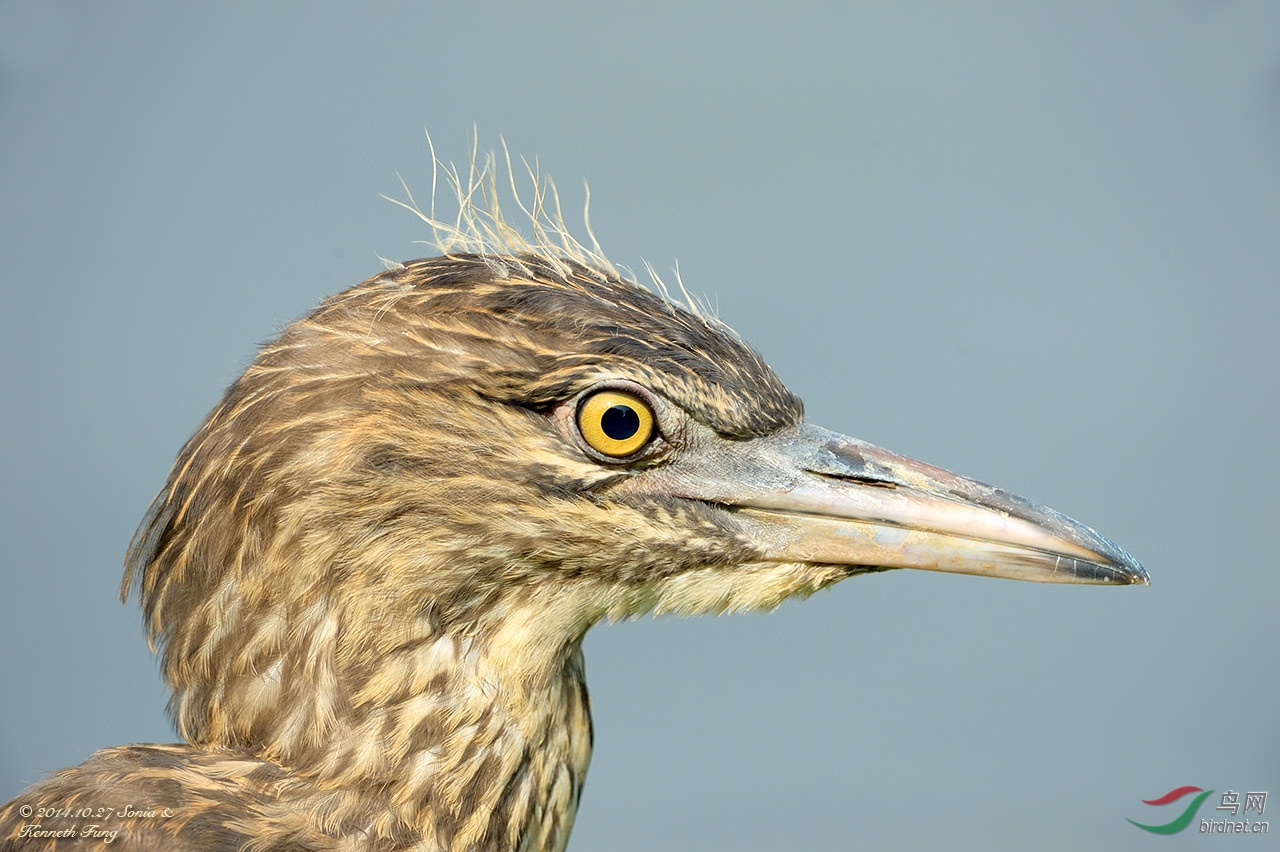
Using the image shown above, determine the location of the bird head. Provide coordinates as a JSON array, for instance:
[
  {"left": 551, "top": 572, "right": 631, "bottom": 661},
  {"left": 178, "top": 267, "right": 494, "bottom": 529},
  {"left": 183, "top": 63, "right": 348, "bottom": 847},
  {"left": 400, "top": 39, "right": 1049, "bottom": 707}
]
[{"left": 122, "top": 248, "right": 1145, "bottom": 755}]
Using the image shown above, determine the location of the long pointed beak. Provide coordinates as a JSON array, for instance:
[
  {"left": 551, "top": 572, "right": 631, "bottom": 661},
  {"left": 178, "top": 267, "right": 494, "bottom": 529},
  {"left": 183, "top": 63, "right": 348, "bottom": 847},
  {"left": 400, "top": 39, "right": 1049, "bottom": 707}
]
[{"left": 654, "top": 423, "right": 1148, "bottom": 585}]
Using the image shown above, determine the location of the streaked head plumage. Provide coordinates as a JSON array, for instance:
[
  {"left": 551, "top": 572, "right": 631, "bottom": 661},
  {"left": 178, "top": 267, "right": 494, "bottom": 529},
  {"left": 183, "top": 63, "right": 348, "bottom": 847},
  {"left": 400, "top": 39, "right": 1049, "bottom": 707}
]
[{"left": 121, "top": 141, "right": 831, "bottom": 754}]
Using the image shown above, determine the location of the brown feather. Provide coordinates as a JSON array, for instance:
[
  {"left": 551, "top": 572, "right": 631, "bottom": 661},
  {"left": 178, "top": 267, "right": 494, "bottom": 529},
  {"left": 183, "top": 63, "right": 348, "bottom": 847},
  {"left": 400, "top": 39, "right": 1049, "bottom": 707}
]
[{"left": 2, "top": 253, "right": 826, "bottom": 851}]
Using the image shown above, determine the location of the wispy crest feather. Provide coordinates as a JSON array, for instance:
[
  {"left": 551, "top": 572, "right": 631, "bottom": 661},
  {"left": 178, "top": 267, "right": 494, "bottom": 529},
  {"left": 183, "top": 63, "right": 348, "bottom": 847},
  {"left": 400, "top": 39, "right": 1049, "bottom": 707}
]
[
  {"left": 383, "top": 130, "right": 618, "bottom": 284},
  {"left": 383, "top": 130, "right": 726, "bottom": 329}
]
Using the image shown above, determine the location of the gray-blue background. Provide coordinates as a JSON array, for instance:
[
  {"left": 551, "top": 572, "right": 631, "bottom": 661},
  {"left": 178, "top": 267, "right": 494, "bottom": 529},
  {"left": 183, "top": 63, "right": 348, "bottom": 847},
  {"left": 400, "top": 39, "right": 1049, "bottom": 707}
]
[{"left": 2, "top": 3, "right": 1276, "bottom": 850}]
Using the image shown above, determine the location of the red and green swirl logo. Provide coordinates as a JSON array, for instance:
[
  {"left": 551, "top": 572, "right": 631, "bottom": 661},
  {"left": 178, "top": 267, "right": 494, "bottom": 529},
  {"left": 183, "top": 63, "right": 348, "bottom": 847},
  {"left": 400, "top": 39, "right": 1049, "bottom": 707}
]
[{"left": 1127, "top": 786, "right": 1214, "bottom": 834}]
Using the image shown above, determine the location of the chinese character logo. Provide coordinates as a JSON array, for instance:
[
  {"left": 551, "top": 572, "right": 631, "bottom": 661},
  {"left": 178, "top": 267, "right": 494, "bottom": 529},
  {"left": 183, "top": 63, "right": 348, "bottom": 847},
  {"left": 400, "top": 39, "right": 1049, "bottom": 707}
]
[
  {"left": 1128, "top": 786, "right": 1268, "bottom": 835},
  {"left": 1127, "top": 786, "right": 1214, "bottom": 834},
  {"left": 1217, "top": 790, "right": 1268, "bottom": 817}
]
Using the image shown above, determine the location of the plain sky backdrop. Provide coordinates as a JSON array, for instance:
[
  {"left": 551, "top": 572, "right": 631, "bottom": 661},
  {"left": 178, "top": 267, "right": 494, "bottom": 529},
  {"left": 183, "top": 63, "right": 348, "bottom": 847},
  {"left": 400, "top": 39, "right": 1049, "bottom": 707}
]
[{"left": 1, "top": 2, "right": 1276, "bottom": 850}]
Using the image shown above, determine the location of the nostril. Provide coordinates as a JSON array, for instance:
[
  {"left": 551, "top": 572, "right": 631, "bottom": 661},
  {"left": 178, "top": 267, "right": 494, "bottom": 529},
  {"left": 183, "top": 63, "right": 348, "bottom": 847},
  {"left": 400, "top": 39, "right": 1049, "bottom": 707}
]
[{"left": 806, "top": 468, "right": 900, "bottom": 488}]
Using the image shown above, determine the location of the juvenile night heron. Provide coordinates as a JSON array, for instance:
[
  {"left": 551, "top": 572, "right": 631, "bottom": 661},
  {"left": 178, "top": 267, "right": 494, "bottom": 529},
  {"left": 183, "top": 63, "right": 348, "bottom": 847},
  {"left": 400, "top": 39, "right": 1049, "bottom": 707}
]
[{"left": 0, "top": 150, "right": 1147, "bottom": 851}]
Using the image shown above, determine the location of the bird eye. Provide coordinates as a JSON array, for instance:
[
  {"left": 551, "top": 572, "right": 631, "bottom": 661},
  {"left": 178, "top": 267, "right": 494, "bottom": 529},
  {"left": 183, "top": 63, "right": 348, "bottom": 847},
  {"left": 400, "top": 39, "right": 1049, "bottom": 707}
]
[{"left": 576, "top": 390, "right": 656, "bottom": 458}]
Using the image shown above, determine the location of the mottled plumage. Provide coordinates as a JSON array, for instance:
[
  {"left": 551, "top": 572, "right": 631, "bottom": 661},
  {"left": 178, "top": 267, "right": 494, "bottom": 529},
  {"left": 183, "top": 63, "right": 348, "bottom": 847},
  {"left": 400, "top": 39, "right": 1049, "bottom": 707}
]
[{"left": 0, "top": 254, "right": 827, "bottom": 852}]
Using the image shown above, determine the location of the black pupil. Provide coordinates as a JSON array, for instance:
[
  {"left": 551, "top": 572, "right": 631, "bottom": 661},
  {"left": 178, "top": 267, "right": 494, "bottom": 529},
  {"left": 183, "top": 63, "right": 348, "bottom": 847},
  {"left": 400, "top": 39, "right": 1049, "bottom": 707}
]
[{"left": 600, "top": 404, "right": 640, "bottom": 441}]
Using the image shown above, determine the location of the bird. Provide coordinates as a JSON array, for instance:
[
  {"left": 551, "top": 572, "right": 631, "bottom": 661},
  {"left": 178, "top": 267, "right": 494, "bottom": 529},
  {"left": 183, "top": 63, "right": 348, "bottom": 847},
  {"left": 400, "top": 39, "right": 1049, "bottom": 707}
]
[{"left": 0, "top": 145, "right": 1148, "bottom": 851}]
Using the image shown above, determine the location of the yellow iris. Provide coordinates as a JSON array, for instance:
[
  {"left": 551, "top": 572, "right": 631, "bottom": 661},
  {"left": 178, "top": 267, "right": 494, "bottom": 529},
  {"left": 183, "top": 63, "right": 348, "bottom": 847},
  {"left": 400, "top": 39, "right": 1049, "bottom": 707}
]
[{"left": 577, "top": 390, "right": 655, "bottom": 457}]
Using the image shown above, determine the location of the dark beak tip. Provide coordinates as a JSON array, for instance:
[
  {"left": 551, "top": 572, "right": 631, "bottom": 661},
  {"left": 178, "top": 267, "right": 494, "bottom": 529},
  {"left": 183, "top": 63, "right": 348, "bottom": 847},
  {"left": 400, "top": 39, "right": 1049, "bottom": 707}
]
[
  {"left": 1109, "top": 540, "right": 1150, "bottom": 586},
  {"left": 1118, "top": 569, "right": 1152, "bottom": 587},
  {"left": 1108, "top": 555, "right": 1151, "bottom": 587}
]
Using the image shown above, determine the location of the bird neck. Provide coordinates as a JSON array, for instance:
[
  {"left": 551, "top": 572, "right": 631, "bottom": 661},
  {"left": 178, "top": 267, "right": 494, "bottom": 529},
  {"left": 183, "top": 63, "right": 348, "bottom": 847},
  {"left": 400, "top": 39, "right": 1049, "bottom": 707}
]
[
  {"left": 174, "top": 585, "right": 597, "bottom": 852},
  {"left": 337, "top": 613, "right": 594, "bottom": 852}
]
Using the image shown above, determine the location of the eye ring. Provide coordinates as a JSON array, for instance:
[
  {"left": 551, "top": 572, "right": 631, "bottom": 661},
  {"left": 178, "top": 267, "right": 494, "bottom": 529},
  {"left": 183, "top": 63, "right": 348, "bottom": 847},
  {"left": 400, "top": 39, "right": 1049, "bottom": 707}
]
[{"left": 576, "top": 389, "right": 656, "bottom": 458}]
